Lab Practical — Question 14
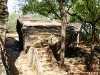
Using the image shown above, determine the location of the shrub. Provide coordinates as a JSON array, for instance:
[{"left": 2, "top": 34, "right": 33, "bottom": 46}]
[{"left": 7, "top": 12, "right": 17, "bottom": 32}]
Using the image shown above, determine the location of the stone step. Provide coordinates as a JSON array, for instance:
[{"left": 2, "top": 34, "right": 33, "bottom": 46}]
[
  {"left": 41, "top": 52, "right": 48, "bottom": 55},
  {"left": 38, "top": 53, "right": 48, "bottom": 57},
  {"left": 38, "top": 48, "right": 47, "bottom": 52},
  {"left": 38, "top": 51, "right": 47, "bottom": 54},
  {"left": 44, "top": 71, "right": 54, "bottom": 75},
  {"left": 42, "top": 61, "right": 51, "bottom": 65},
  {"left": 39, "top": 53, "right": 48, "bottom": 56},
  {"left": 61, "top": 72, "right": 69, "bottom": 75},
  {"left": 38, "top": 51, "right": 48, "bottom": 55},
  {"left": 43, "top": 67, "right": 52, "bottom": 71},
  {"left": 40, "top": 58, "right": 50, "bottom": 62},
  {"left": 43, "top": 65, "right": 53, "bottom": 69},
  {"left": 42, "top": 62, "right": 52, "bottom": 67},
  {"left": 40, "top": 56, "right": 50, "bottom": 59}
]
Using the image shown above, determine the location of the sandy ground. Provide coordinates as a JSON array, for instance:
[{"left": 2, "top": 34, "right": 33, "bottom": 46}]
[
  {"left": 5, "top": 32, "right": 100, "bottom": 75},
  {"left": 15, "top": 51, "right": 37, "bottom": 75}
]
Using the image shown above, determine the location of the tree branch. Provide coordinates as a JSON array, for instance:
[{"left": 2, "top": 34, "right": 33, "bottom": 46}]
[
  {"left": 67, "top": 12, "right": 92, "bottom": 23},
  {"left": 94, "top": 13, "right": 100, "bottom": 24},
  {"left": 85, "top": 0, "right": 94, "bottom": 14},
  {"left": 66, "top": 5, "right": 73, "bottom": 12},
  {"left": 45, "top": 0, "right": 61, "bottom": 19},
  {"left": 66, "top": 0, "right": 77, "bottom": 12}
]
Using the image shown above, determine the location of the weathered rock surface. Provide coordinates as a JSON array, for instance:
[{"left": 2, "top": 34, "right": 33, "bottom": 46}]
[
  {"left": 0, "top": 52, "right": 7, "bottom": 75},
  {"left": 0, "top": 0, "right": 9, "bottom": 75}
]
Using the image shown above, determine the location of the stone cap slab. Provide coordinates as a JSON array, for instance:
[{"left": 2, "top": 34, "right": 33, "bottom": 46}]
[{"left": 17, "top": 16, "right": 81, "bottom": 31}]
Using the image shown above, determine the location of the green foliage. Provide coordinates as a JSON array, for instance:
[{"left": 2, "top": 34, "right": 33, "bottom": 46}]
[
  {"left": 7, "top": 12, "right": 17, "bottom": 32},
  {"left": 96, "top": 21, "right": 100, "bottom": 37},
  {"left": 69, "top": 0, "right": 100, "bottom": 22},
  {"left": 68, "top": 0, "right": 100, "bottom": 41},
  {"left": 68, "top": 14, "right": 77, "bottom": 22},
  {"left": 22, "top": 0, "right": 59, "bottom": 18}
]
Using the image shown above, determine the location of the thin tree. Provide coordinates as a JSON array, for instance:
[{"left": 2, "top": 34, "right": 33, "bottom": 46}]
[{"left": 58, "top": 0, "right": 67, "bottom": 67}]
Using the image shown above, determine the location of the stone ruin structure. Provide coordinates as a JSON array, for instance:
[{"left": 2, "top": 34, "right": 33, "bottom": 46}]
[
  {"left": 17, "top": 16, "right": 81, "bottom": 51},
  {"left": 16, "top": 16, "right": 83, "bottom": 75}
]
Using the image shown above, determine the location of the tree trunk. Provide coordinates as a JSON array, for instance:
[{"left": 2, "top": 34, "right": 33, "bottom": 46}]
[
  {"left": 59, "top": 0, "right": 67, "bottom": 67},
  {"left": 91, "top": 24, "right": 95, "bottom": 42},
  {"left": 87, "top": 23, "right": 96, "bottom": 71}
]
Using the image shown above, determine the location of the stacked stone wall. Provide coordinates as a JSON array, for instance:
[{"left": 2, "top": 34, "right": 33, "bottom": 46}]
[{"left": 0, "top": 0, "right": 12, "bottom": 75}]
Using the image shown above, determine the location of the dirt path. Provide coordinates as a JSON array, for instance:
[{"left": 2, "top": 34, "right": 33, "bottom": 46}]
[
  {"left": 6, "top": 32, "right": 37, "bottom": 75},
  {"left": 15, "top": 51, "right": 37, "bottom": 75}
]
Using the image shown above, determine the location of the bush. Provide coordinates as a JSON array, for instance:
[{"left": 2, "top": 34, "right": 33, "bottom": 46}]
[{"left": 7, "top": 12, "right": 17, "bottom": 32}]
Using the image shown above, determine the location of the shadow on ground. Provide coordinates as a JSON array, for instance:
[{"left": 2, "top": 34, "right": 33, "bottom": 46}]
[
  {"left": 50, "top": 44, "right": 100, "bottom": 72},
  {"left": 5, "top": 37, "right": 22, "bottom": 75}
]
